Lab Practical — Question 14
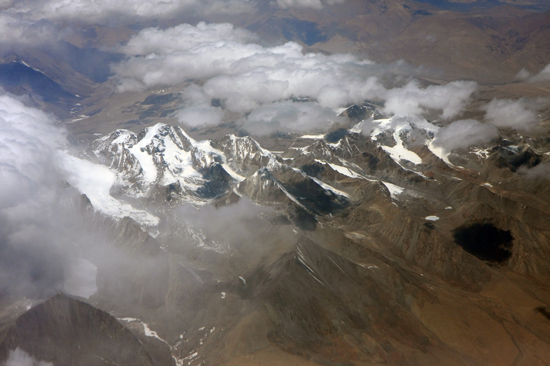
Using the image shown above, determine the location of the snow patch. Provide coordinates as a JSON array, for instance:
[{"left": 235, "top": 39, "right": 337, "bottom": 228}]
[
  {"left": 381, "top": 181, "right": 405, "bottom": 199},
  {"left": 380, "top": 126, "right": 422, "bottom": 165},
  {"left": 471, "top": 147, "right": 491, "bottom": 159},
  {"left": 299, "top": 134, "right": 325, "bottom": 140},
  {"left": 315, "top": 160, "right": 364, "bottom": 179},
  {"left": 222, "top": 163, "right": 245, "bottom": 181},
  {"left": 310, "top": 177, "right": 350, "bottom": 198},
  {"left": 119, "top": 318, "right": 169, "bottom": 345}
]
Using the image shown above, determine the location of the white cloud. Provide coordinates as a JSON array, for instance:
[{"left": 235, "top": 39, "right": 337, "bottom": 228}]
[
  {"left": 113, "top": 22, "right": 266, "bottom": 92},
  {"left": 0, "top": 92, "right": 68, "bottom": 297},
  {"left": 519, "top": 163, "right": 550, "bottom": 179},
  {"left": 176, "top": 106, "right": 225, "bottom": 127},
  {"left": 0, "top": 92, "right": 151, "bottom": 299},
  {"left": 175, "top": 85, "right": 224, "bottom": 127},
  {"left": 112, "top": 22, "right": 478, "bottom": 132},
  {"left": 276, "top": 0, "right": 323, "bottom": 9},
  {"left": 113, "top": 23, "right": 378, "bottom": 101},
  {"left": 483, "top": 98, "right": 548, "bottom": 132},
  {"left": 63, "top": 258, "right": 97, "bottom": 299},
  {"left": 175, "top": 198, "right": 274, "bottom": 247},
  {"left": 432, "top": 119, "right": 499, "bottom": 152},
  {"left": 514, "top": 68, "right": 530, "bottom": 81},
  {"left": 241, "top": 100, "right": 343, "bottom": 135},
  {"left": 515, "top": 64, "right": 550, "bottom": 83},
  {"left": 382, "top": 80, "right": 478, "bottom": 119},
  {"left": 5, "top": 348, "right": 53, "bottom": 366},
  {"left": 528, "top": 63, "right": 550, "bottom": 83},
  {"left": 0, "top": 13, "right": 58, "bottom": 46},
  {"left": 3, "top": 0, "right": 256, "bottom": 23},
  {"left": 0, "top": 94, "right": 64, "bottom": 210},
  {"left": 3, "top": 0, "right": 344, "bottom": 20},
  {"left": 275, "top": 0, "right": 344, "bottom": 9},
  {"left": 120, "top": 22, "right": 258, "bottom": 56},
  {"left": 0, "top": 0, "right": 14, "bottom": 10}
]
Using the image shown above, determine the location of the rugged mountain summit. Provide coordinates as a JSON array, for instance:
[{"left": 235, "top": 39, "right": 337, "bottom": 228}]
[{"left": 92, "top": 123, "right": 234, "bottom": 202}]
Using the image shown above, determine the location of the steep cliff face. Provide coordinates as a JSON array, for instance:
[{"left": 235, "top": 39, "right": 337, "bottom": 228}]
[{"left": 0, "top": 293, "right": 155, "bottom": 366}]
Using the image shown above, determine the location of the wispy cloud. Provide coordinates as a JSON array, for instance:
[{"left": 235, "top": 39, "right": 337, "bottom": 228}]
[
  {"left": 0, "top": 92, "right": 160, "bottom": 300},
  {"left": 529, "top": 63, "right": 550, "bottom": 83},
  {"left": 0, "top": 13, "right": 58, "bottom": 46},
  {"left": 0, "top": 92, "right": 71, "bottom": 297},
  {"left": 432, "top": 119, "right": 499, "bottom": 152},
  {"left": 516, "top": 63, "right": 550, "bottom": 83},
  {"left": 241, "top": 100, "right": 343, "bottom": 134},
  {"left": 483, "top": 97, "right": 548, "bottom": 133},
  {"left": 518, "top": 163, "right": 550, "bottom": 179},
  {"left": 5, "top": 348, "right": 53, "bottom": 366},
  {"left": 174, "top": 85, "right": 225, "bottom": 127},
  {"left": 382, "top": 80, "right": 477, "bottom": 119}
]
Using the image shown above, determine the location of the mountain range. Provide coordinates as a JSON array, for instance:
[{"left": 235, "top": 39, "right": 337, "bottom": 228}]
[{"left": 1, "top": 0, "right": 550, "bottom": 365}]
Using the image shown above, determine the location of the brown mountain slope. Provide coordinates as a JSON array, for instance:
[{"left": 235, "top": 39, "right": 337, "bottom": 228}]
[{"left": 0, "top": 293, "right": 156, "bottom": 366}]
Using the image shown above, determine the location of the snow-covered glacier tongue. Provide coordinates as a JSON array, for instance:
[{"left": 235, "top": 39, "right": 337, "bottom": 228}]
[{"left": 59, "top": 152, "right": 160, "bottom": 227}]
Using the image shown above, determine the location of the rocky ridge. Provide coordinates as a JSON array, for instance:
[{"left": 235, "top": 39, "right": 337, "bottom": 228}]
[
  {"left": 72, "top": 106, "right": 550, "bottom": 364},
  {"left": 2, "top": 105, "right": 550, "bottom": 365}
]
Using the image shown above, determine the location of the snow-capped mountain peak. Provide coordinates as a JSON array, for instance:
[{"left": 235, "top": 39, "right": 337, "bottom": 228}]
[{"left": 91, "top": 123, "right": 232, "bottom": 201}]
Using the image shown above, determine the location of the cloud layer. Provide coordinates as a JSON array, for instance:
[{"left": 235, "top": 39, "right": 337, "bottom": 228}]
[
  {"left": 0, "top": 92, "right": 157, "bottom": 300},
  {"left": 0, "top": 13, "right": 58, "bottom": 46},
  {"left": 0, "top": 92, "right": 72, "bottom": 297},
  {"left": 0, "top": 93, "right": 64, "bottom": 209},
  {"left": 3, "top": 0, "right": 257, "bottom": 23},
  {"left": 112, "top": 22, "right": 478, "bottom": 134},
  {"left": 0, "top": 91, "right": 175, "bottom": 305},
  {"left": 382, "top": 80, "right": 477, "bottom": 119},
  {"left": 3, "top": 0, "right": 344, "bottom": 24}
]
